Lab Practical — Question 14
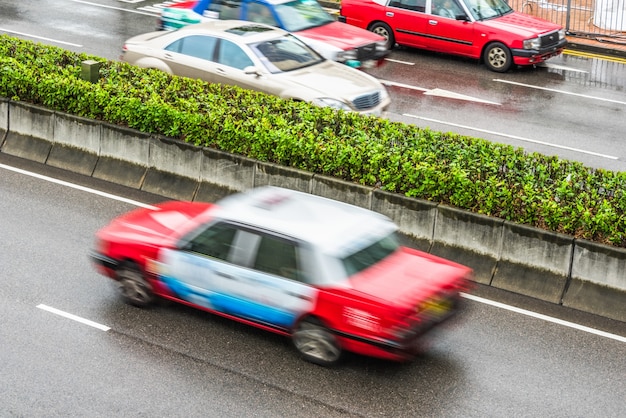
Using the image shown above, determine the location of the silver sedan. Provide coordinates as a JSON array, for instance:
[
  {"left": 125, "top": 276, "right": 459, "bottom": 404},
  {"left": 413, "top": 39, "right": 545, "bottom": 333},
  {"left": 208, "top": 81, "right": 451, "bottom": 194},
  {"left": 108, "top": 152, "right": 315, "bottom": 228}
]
[{"left": 121, "top": 20, "right": 390, "bottom": 115}]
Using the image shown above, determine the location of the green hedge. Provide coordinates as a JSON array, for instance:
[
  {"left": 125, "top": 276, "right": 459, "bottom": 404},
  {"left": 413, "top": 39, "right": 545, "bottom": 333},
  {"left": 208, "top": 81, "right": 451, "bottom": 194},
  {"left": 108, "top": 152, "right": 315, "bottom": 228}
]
[{"left": 1, "top": 35, "right": 625, "bottom": 246}]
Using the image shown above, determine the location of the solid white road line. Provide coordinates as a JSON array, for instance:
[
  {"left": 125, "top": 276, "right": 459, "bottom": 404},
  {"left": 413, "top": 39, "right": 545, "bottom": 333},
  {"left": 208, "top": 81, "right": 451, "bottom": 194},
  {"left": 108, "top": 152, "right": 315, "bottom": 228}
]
[
  {"left": 384, "top": 58, "right": 416, "bottom": 66},
  {"left": 424, "top": 88, "right": 501, "bottom": 105},
  {"left": 37, "top": 304, "right": 110, "bottom": 331},
  {"left": 537, "top": 62, "right": 589, "bottom": 73},
  {"left": 0, "top": 28, "right": 82, "bottom": 47},
  {"left": 403, "top": 114, "right": 619, "bottom": 160},
  {"left": 461, "top": 293, "right": 626, "bottom": 343},
  {"left": 494, "top": 79, "right": 626, "bottom": 106},
  {"left": 70, "top": 0, "right": 157, "bottom": 16},
  {"left": 0, "top": 163, "right": 157, "bottom": 209}
]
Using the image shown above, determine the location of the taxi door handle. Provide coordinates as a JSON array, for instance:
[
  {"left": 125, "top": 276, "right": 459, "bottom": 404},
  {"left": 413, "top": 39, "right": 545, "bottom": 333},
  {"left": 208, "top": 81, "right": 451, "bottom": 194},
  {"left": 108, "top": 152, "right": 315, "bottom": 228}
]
[
  {"left": 217, "top": 272, "right": 236, "bottom": 280},
  {"left": 429, "top": 19, "right": 438, "bottom": 25}
]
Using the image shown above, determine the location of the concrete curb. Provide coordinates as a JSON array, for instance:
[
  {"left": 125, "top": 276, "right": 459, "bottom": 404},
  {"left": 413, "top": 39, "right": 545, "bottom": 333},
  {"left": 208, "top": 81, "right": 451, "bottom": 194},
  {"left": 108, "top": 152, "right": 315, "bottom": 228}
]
[{"left": 1, "top": 99, "right": 624, "bottom": 323}]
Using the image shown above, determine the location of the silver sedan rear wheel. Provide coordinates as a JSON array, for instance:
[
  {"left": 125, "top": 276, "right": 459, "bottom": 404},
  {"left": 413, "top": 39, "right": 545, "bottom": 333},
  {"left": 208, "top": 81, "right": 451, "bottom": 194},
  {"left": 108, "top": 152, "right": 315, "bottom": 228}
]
[{"left": 293, "top": 318, "right": 342, "bottom": 366}]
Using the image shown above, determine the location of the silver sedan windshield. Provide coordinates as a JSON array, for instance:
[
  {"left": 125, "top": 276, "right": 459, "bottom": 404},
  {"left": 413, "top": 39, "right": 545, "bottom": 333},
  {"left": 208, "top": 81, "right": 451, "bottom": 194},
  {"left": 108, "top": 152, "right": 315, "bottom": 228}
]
[{"left": 250, "top": 34, "right": 325, "bottom": 73}]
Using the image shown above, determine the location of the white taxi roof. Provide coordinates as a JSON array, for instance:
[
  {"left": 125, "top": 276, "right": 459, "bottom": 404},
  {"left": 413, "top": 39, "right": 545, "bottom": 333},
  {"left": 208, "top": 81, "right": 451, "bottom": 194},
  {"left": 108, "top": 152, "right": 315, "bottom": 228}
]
[{"left": 213, "top": 186, "right": 397, "bottom": 255}]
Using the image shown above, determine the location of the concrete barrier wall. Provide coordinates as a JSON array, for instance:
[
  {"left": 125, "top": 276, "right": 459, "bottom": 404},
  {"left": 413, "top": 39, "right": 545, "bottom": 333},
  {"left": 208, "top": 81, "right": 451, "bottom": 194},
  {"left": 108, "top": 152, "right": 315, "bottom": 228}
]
[
  {"left": 431, "top": 205, "right": 504, "bottom": 285},
  {"left": 371, "top": 189, "right": 437, "bottom": 252},
  {"left": 565, "top": 240, "right": 626, "bottom": 322},
  {"left": 493, "top": 222, "right": 573, "bottom": 304},
  {"left": 1, "top": 100, "right": 624, "bottom": 322},
  {"left": 3, "top": 102, "right": 54, "bottom": 163},
  {"left": 0, "top": 98, "right": 8, "bottom": 145}
]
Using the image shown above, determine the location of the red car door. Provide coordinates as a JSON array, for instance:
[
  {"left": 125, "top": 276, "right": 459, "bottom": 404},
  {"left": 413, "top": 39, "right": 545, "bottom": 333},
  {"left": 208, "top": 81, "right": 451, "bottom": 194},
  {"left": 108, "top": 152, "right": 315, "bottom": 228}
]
[
  {"left": 385, "top": 0, "right": 429, "bottom": 49},
  {"left": 423, "top": 0, "right": 477, "bottom": 57}
]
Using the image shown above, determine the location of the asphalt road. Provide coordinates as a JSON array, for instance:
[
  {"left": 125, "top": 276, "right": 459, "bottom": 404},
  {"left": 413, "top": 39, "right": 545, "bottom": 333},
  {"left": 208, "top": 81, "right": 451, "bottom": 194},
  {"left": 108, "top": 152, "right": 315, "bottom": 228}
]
[
  {"left": 1, "top": 153, "right": 625, "bottom": 417},
  {"left": 1, "top": 0, "right": 626, "bottom": 172},
  {"left": 1, "top": 2, "right": 625, "bottom": 414}
]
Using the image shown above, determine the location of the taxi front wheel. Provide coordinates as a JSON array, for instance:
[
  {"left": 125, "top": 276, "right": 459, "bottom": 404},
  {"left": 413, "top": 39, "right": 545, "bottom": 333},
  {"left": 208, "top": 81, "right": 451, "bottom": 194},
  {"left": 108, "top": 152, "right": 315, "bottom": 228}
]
[
  {"left": 484, "top": 42, "right": 512, "bottom": 73},
  {"left": 293, "top": 318, "right": 342, "bottom": 366},
  {"left": 117, "top": 263, "right": 154, "bottom": 308}
]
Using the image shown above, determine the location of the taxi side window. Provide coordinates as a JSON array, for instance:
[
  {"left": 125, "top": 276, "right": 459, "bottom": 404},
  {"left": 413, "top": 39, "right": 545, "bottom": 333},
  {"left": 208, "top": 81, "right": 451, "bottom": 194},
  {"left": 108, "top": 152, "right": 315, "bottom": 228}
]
[
  {"left": 185, "top": 222, "right": 237, "bottom": 261},
  {"left": 167, "top": 35, "right": 218, "bottom": 61},
  {"left": 209, "top": 0, "right": 241, "bottom": 20},
  {"left": 246, "top": 3, "right": 277, "bottom": 26},
  {"left": 252, "top": 235, "right": 303, "bottom": 282},
  {"left": 390, "top": 0, "right": 426, "bottom": 12}
]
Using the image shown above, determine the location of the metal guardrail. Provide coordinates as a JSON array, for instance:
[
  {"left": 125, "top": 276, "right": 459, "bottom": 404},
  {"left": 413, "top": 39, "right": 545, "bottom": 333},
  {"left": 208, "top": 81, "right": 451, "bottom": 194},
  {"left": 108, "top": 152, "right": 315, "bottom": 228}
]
[{"left": 509, "top": 0, "right": 626, "bottom": 42}]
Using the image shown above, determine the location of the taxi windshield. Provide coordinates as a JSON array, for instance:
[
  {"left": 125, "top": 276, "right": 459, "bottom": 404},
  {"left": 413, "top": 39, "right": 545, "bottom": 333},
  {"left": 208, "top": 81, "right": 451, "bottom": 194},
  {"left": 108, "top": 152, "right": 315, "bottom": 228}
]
[
  {"left": 274, "top": 0, "right": 335, "bottom": 31},
  {"left": 464, "top": 0, "right": 512, "bottom": 20},
  {"left": 341, "top": 232, "right": 400, "bottom": 276}
]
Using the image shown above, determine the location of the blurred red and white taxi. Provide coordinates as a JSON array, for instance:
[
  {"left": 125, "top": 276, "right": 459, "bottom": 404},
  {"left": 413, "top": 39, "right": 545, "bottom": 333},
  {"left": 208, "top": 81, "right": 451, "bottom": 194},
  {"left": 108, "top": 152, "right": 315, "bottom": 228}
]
[
  {"left": 91, "top": 186, "right": 472, "bottom": 365},
  {"left": 158, "top": 0, "right": 389, "bottom": 68}
]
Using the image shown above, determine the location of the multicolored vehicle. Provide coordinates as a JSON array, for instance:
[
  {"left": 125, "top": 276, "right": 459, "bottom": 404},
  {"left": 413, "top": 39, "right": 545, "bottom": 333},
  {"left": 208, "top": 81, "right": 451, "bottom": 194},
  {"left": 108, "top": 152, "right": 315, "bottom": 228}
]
[
  {"left": 339, "top": 0, "right": 567, "bottom": 72},
  {"left": 90, "top": 187, "right": 472, "bottom": 366},
  {"left": 157, "top": 0, "right": 389, "bottom": 68}
]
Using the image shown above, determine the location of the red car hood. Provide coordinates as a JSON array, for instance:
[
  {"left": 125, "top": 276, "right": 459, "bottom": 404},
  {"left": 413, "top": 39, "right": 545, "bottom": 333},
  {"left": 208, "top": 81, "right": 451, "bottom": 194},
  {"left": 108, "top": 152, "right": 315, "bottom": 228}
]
[
  {"left": 296, "top": 21, "right": 385, "bottom": 49},
  {"left": 98, "top": 201, "right": 214, "bottom": 247},
  {"left": 480, "top": 12, "right": 562, "bottom": 37},
  {"left": 347, "top": 247, "right": 471, "bottom": 308},
  {"left": 170, "top": 0, "right": 198, "bottom": 8}
]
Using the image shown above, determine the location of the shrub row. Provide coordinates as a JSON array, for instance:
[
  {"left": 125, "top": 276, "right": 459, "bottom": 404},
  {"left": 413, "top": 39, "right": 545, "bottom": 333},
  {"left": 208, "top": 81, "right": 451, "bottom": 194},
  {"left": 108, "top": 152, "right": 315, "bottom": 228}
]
[{"left": 1, "top": 35, "right": 625, "bottom": 246}]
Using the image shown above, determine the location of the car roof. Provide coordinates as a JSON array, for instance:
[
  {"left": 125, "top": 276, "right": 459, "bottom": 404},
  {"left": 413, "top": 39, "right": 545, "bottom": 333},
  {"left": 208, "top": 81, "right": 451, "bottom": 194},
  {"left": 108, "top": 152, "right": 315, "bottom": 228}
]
[
  {"left": 213, "top": 186, "right": 397, "bottom": 255},
  {"left": 177, "top": 20, "right": 287, "bottom": 43}
]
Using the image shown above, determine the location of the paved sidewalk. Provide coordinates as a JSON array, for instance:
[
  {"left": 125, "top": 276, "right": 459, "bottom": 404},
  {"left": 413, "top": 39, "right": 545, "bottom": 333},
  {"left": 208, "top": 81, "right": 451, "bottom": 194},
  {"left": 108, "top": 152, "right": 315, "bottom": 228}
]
[{"left": 566, "top": 35, "right": 626, "bottom": 58}]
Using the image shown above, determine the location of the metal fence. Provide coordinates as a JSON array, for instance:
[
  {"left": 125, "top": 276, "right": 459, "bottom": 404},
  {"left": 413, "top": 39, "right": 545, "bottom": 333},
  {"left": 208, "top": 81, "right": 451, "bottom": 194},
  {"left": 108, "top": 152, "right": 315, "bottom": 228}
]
[{"left": 509, "top": 0, "right": 626, "bottom": 42}]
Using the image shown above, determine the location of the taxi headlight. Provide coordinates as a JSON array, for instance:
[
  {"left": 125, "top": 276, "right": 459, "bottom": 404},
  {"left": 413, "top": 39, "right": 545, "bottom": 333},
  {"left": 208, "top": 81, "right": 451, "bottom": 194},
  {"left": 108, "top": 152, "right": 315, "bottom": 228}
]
[
  {"left": 558, "top": 29, "right": 566, "bottom": 40},
  {"left": 376, "top": 40, "right": 388, "bottom": 51},
  {"left": 337, "top": 48, "right": 358, "bottom": 61},
  {"left": 523, "top": 37, "right": 541, "bottom": 50}
]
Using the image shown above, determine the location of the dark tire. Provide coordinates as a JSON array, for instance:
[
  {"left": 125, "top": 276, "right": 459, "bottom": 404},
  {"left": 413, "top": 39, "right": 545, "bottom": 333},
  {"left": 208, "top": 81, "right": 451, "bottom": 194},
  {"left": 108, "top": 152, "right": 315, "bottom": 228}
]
[
  {"left": 483, "top": 42, "right": 512, "bottom": 73},
  {"left": 370, "top": 22, "right": 395, "bottom": 50},
  {"left": 292, "top": 318, "right": 342, "bottom": 366},
  {"left": 116, "top": 263, "right": 154, "bottom": 308}
]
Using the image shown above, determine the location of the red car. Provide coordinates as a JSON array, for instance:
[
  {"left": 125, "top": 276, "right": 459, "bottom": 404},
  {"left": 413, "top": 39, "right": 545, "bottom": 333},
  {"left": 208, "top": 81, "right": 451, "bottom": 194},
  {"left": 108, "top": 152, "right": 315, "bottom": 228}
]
[
  {"left": 158, "top": 0, "right": 389, "bottom": 68},
  {"left": 91, "top": 187, "right": 472, "bottom": 365},
  {"left": 339, "top": 0, "right": 567, "bottom": 72}
]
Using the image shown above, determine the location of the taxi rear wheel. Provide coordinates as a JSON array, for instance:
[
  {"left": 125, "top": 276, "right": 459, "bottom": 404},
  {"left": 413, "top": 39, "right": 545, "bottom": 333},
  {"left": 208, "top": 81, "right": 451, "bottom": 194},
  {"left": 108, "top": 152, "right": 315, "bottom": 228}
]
[
  {"left": 117, "top": 263, "right": 154, "bottom": 308},
  {"left": 293, "top": 318, "right": 342, "bottom": 366},
  {"left": 484, "top": 42, "right": 512, "bottom": 73}
]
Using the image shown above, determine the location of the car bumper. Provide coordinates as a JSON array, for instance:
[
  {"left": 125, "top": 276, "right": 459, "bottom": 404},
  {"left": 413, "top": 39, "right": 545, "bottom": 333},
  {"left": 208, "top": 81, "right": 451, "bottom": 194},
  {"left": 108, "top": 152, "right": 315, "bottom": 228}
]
[
  {"left": 89, "top": 250, "right": 119, "bottom": 277},
  {"left": 337, "top": 297, "right": 463, "bottom": 361},
  {"left": 511, "top": 39, "right": 568, "bottom": 65}
]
